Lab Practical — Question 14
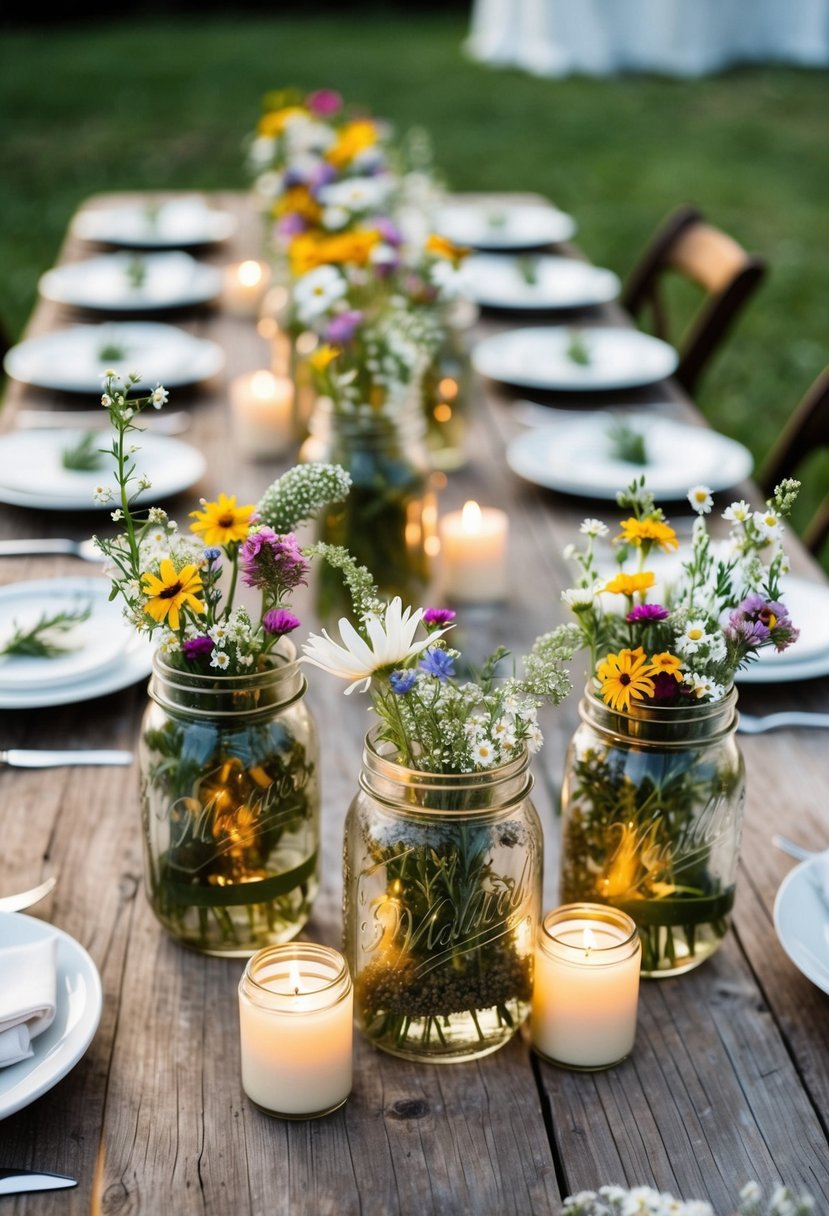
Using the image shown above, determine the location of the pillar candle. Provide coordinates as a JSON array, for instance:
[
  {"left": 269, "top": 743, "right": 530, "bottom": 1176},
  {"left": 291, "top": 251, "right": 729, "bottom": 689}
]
[
  {"left": 238, "top": 943, "right": 353, "bottom": 1119},
  {"left": 438, "top": 499, "right": 509, "bottom": 602},
  {"left": 223, "top": 259, "right": 271, "bottom": 317},
  {"left": 229, "top": 370, "right": 294, "bottom": 459},
  {"left": 531, "top": 903, "right": 641, "bottom": 1070}
]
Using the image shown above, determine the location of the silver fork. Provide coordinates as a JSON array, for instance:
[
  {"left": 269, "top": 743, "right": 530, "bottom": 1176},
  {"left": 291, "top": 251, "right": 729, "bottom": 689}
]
[
  {"left": 0, "top": 537, "right": 102, "bottom": 562},
  {"left": 737, "top": 711, "right": 829, "bottom": 734}
]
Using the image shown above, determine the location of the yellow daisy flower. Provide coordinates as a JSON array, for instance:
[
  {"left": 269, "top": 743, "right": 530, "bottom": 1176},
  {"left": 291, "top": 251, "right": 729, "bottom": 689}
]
[
  {"left": 425, "top": 233, "right": 469, "bottom": 265},
  {"left": 309, "top": 344, "right": 340, "bottom": 373},
  {"left": 257, "top": 105, "right": 309, "bottom": 136},
  {"left": 189, "top": 493, "right": 256, "bottom": 547},
  {"left": 597, "top": 647, "right": 655, "bottom": 712},
  {"left": 647, "top": 652, "right": 684, "bottom": 681},
  {"left": 615, "top": 516, "right": 678, "bottom": 551},
  {"left": 141, "top": 560, "right": 204, "bottom": 632},
  {"left": 326, "top": 119, "right": 378, "bottom": 169},
  {"left": 603, "top": 571, "right": 656, "bottom": 597}
]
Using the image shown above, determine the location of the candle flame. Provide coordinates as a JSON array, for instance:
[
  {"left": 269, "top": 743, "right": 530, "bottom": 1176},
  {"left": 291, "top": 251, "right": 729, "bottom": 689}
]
[
  {"left": 288, "top": 959, "right": 305, "bottom": 997},
  {"left": 238, "top": 259, "right": 264, "bottom": 287},
  {"left": 583, "top": 926, "right": 597, "bottom": 957},
  {"left": 250, "top": 370, "right": 277, "bottom": 399},
  {"left": 461, "top": 499, "right": 482, "bottom": 533}
]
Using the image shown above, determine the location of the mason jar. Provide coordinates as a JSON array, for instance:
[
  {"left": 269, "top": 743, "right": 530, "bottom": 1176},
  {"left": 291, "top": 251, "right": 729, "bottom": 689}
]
[
  {"left": 343, "top": 731, "right": 543, "bottom": 1063},
  {"left": 312, "top": 403, "right": 435, "bottom": 622},
  {"left": 559, "top": 685, "right": 745, "bottom": 977},
  {"left": 139, "top": 640, "right": 320, "bottom": 956}
]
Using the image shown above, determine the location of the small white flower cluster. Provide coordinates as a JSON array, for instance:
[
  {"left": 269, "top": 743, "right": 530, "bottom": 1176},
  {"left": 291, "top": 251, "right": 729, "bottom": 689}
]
[{"left": 563, "top": 1180, "right": 814, "bottom": 1216}]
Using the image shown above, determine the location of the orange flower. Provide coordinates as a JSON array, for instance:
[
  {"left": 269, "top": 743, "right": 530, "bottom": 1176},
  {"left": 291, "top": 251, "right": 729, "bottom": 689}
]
[
  {"left": 603, "top": 571, "right": 656, "bottom": 597},
  {"left": 326, "top": 119, "right": 378, "bottom": 168},
  {"left": 646, "top": 652, "right": 684, "bottom": 681},
  {"left": 274, "top": 186, "right": 321, "bottom": 224},
  {"left": 309, "top": 345, "right": 340, "bottom": 373},
  {"left": 597, "top": 647, "right": 655, "bottom": 712},
  {"left": 425, "top": 233, "right": 469, "bottom": 265}
]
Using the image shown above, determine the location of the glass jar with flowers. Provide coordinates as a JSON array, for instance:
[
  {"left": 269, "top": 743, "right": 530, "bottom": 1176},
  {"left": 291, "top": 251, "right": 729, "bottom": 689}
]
[
  {"left": 551, "top": 476, "right": 801, "bottom": 976},
  {"left": 93, "top": 372, "right": 351, "bottom": 956},
  {"left": 300, "top": 546, "right": 578, "bottom": 1062}
]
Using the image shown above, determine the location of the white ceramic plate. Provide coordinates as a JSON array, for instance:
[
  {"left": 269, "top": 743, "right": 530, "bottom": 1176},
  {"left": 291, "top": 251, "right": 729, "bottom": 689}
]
[
  {"left": 0, "top": 428, "right": 206, "bottom": 511},
  {"left": 0, "top": 912, "right": 103, "bottom": 1120},
  {"left": 434, "top": 201, "right": 576, "bottom": 250},
  {"left": 4, "top": 322, "right": 225, "bottom": 394},
  {"left": 460, "top": 254, "right": 621, "bottom": 311},
  {"left": 39, "top": 252, "right": 223, "bottom": 313},
  {"left": 736, "top": 576, "right": 829, "bottom": 684},
  {"left": 0, "top": 578, "right": 153, "bottom": 709},
  {"left": 0, "top": 578, "right": 131, "bottom": 691},
  {"left": 773, "top": 855, "right": 829, "bottom": 996},
  {"left": 472, "top": 326, "right": 679, "bottom": 391},
  {"left": 506, "top": 412, "right": 753, "bottom": 501},
  {"left": 70, "top": 197, "right": 237, "bottom": 248}
]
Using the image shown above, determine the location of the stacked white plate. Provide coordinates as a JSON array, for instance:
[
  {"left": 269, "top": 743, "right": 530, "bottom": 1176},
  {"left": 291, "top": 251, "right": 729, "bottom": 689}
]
[
  {"left": 4, "top": 321, "right": 225, "bottom": 394},
  {"left": 0, "top": 577, "right": 154, "bottom": 708},
  {"left": 39, "top": 251, "right": 223, "bottom": 313},
  {"left": 434, "top": 200, "right": 576, "bottom": 250}
]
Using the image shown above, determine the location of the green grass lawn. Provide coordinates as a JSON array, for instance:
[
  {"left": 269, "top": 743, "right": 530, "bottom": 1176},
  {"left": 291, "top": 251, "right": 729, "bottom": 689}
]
[{"left": 0, "top": 13, "right": 826, "bottom": 559}]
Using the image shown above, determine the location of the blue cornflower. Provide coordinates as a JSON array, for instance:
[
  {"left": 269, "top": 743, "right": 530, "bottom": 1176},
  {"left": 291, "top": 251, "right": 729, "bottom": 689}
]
[
  {"left": 419, "top": 647, "right": 455, "bottom": 682},
  {"left": 203, "top": 547, "right": 222, "bottom": 564},
  {"left": 389, "top": 669, "right": 417, "bottom": 695}
]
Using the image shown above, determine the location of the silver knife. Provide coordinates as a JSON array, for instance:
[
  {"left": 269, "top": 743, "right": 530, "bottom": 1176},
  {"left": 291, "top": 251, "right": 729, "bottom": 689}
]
[
  {"left": 0, "top": 749, "right": 133, "bottom": 768},
  {"left": 0, "top": 1169, "right": 77, "bottom": 1195}
]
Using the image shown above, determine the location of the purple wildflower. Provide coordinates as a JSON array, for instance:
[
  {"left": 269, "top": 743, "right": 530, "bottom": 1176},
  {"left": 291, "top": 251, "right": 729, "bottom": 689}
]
[
  {"left": 182, "top": 635, "right": 214, "bottom": 662},
  {"left": 325, "top": 310, "right": 363, "bottom": 346},
  {"left": 307, "top": 88, "right": 342, "bottom": 117},
  {"left": 276, "top": 214, "right": 309, "bottom": 239},
  {"left": 283, "top": 165, "right": 312, "bottom": 188},
  {"left": 389, "top": 669, "right": 417, "bottom": 695},
  {"left": 626, "top": 603, "right": 670, "bottom": 623},
  {"left": 423, "top": 607, "right": 457, "bottom": 629},
  {"left": 726, "top": 594, "right": 799, "bottom": 653},
  {"left": 263, "top": 609, "right": 301, "bottom": 637},
  {"left": 419, "top": 647, "right": 455, "bottom": 682},
  {"left": 241, "top": 529, "right": 309, "bottom": 594},
  {"left": 308, "top": 161, "right": 337, "bottom": 194},
  {"left": 649, "top": 671, "right": 686, "bottom": 703},
  {"left": 374, "top": 216, "right": 403, "bottom": 247}
]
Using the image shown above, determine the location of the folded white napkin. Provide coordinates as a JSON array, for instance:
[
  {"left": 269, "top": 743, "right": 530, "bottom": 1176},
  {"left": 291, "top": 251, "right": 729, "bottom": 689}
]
[{"left": 0, "top": 936, "right": 57, "bottom": 1068}]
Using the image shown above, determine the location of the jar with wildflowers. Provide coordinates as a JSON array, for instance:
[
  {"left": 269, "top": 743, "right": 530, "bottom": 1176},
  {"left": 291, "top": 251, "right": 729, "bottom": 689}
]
[
  {"left": 93, "top": 372, "right": 351, "bottom": 955},
  {"left": 552, "top": 476, "right": 801, "bottom": 975},
  {"left": 301, "top": 545, "right": 578, "bottom": 1060}
]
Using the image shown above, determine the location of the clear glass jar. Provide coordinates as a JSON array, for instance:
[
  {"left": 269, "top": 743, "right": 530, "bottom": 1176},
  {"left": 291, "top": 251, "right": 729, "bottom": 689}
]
[
  {"left": 139, "top": 641, "right": 320, "bottom": 957},
  {"left": 312, "top": 403, "right": 434, "bottom": 621},
  {"left": 559, "top": 685, "right": 745, "bottom": 977},
  {"left": 420, "top": 300, "right": 475, "bottom": 472},
  {"left": 343, "top": 732, "right": 543, "bottom": 1063}
]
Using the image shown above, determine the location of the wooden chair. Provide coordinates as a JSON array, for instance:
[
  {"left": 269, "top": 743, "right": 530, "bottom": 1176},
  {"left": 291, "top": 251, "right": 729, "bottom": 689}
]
[
  {"left": 621, "top": 205, "right": 767, "bottom": 395},
  {"left": 759, "top": 365, "right": 829, "bottom": 555}
]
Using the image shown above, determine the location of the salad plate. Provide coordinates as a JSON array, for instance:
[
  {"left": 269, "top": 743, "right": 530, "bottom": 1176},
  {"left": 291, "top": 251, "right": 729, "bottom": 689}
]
[
  {"left": 39, "top": 251, "right": 222, "bottom": 313},
  {"left": 434, "top": 201, "right": 576, "bottom": 250},
  {"left": 460, "top": 253, "right": 620, "bottom": 311},
  {"left": 70, "top": 196, "right": 237, "bottom": 248}
]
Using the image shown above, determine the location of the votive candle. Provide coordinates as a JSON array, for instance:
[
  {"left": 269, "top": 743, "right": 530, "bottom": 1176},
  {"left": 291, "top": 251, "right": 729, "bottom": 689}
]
[
  {"left": 238, "top": 943, "right": 353, "bottom": 1119},
  {"left": 229, "top": 370, "right": 294, "bottom": 459},
  {"left": 438, "top": 499, "right": 509, "bottom": 602},
  {"left": 223, "top": 259, "right": 271, "bottom": 316},
  {"left": 531, "top": 903, "right": 641, "bottom": 1070}
]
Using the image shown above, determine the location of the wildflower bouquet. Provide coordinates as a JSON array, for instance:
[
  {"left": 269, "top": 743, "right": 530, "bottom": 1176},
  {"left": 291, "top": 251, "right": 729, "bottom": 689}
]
[
  {"left": 302, "top": 546, "right": 578, "bottom": 1059},
  {"left": 555, "top": 476, "right": 802, "bottom": 975},
  {"left": 93, "top": 372, "right": 351, "bottom": 954}
]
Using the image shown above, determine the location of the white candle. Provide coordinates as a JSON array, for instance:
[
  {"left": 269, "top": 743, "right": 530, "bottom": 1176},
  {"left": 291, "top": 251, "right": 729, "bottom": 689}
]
[
  {"left": 238, "top": 943, "right": 353, "bottom": 1119},
  {"left": 223, "top": 259, "right": 271, "bottom": 317},
  {"left": 438, "top": 499, "right": 509, "bottom": 602},
  {"left": 531, "top": 903, "right": 641, "bottom": 1070},
  {"left": 230, "top": 370, "right": 294, "bottom": 459}
]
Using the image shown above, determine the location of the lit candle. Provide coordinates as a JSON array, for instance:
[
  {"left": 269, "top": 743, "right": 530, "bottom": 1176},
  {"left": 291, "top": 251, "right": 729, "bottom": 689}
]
[
  {"left": 229, "top": 370, "right": 294, "bottom": 459},
  {"left": 238, "top": 943, "right": 353, "bottom": 1119},
  {"left": 438, "top": 499, "right": 509, "bottom": 602},
  {"left": 223, "top": 259, "right": 271, "bottom": 316},
  {"left": 531, "top": 903, "right": 641, "bottom": 1070}
]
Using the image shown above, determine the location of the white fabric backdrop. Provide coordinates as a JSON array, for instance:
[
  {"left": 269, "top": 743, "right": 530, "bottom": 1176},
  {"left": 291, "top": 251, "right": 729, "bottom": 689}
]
[{"left": 464, "top": 0, "right": 829, "bottom": 77}]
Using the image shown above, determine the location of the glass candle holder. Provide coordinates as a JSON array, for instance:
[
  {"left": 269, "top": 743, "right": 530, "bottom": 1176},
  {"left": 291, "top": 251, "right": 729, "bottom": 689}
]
[
  {"left": 530, "top": 903, "right": 641, "bottom": 1070},
  {"left": 238, "top": 943, "right": 353, "bottom": 1118}
]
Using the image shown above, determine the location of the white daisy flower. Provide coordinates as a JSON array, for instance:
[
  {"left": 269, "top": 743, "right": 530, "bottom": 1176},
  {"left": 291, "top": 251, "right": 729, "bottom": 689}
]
[
  {"left": 753, "top": 508, "right": 783, "bottom": 542},
  {"left": 293, "top": 264, "right": 347, "bottom": 323},
  {"left": 209, "top": 624, "right": 230, "bottom": 647},
  {"left": 525, "top": 724, "right": 544, "bottom": 753},
  {"left": 471, "top": 739, "right": 495, "bottom": 767},
  {"left": 301, "top": 596, "right": 450, "bottom": 695},
  {"left": 687, "top": 485, "right": 713, "bottom": 514},
  {"left": 579, "top": 518, "right": 608, "bottom": 537},
  {"left": 561, "top": 581, "right": 603, "bottom": 608},
  {"left": 722, "top": 499, "right": 751, "bottom": 523},
  {"left": 318, "top": 176, "right": 391, "bottom": 212},
  {"left": 322, "top": 205, "right": 350, "bottom": 231},
  {"left": 151, "top": 384, "right": 168, "bottom": 409},
  {"left": 101, "top": 392, "right": 112, "bottom": 408},
  {"left": 675, "top": 619, "right": 710, "bottom": 654},
  {"left": 210, "top": 650, "right": 230, "bottom": 670}
]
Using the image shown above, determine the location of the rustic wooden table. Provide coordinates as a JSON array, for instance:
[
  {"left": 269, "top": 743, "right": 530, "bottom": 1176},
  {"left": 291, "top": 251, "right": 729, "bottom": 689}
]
[{"left": 0, "top": 192, "right": 827, "bottom": 1216}]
